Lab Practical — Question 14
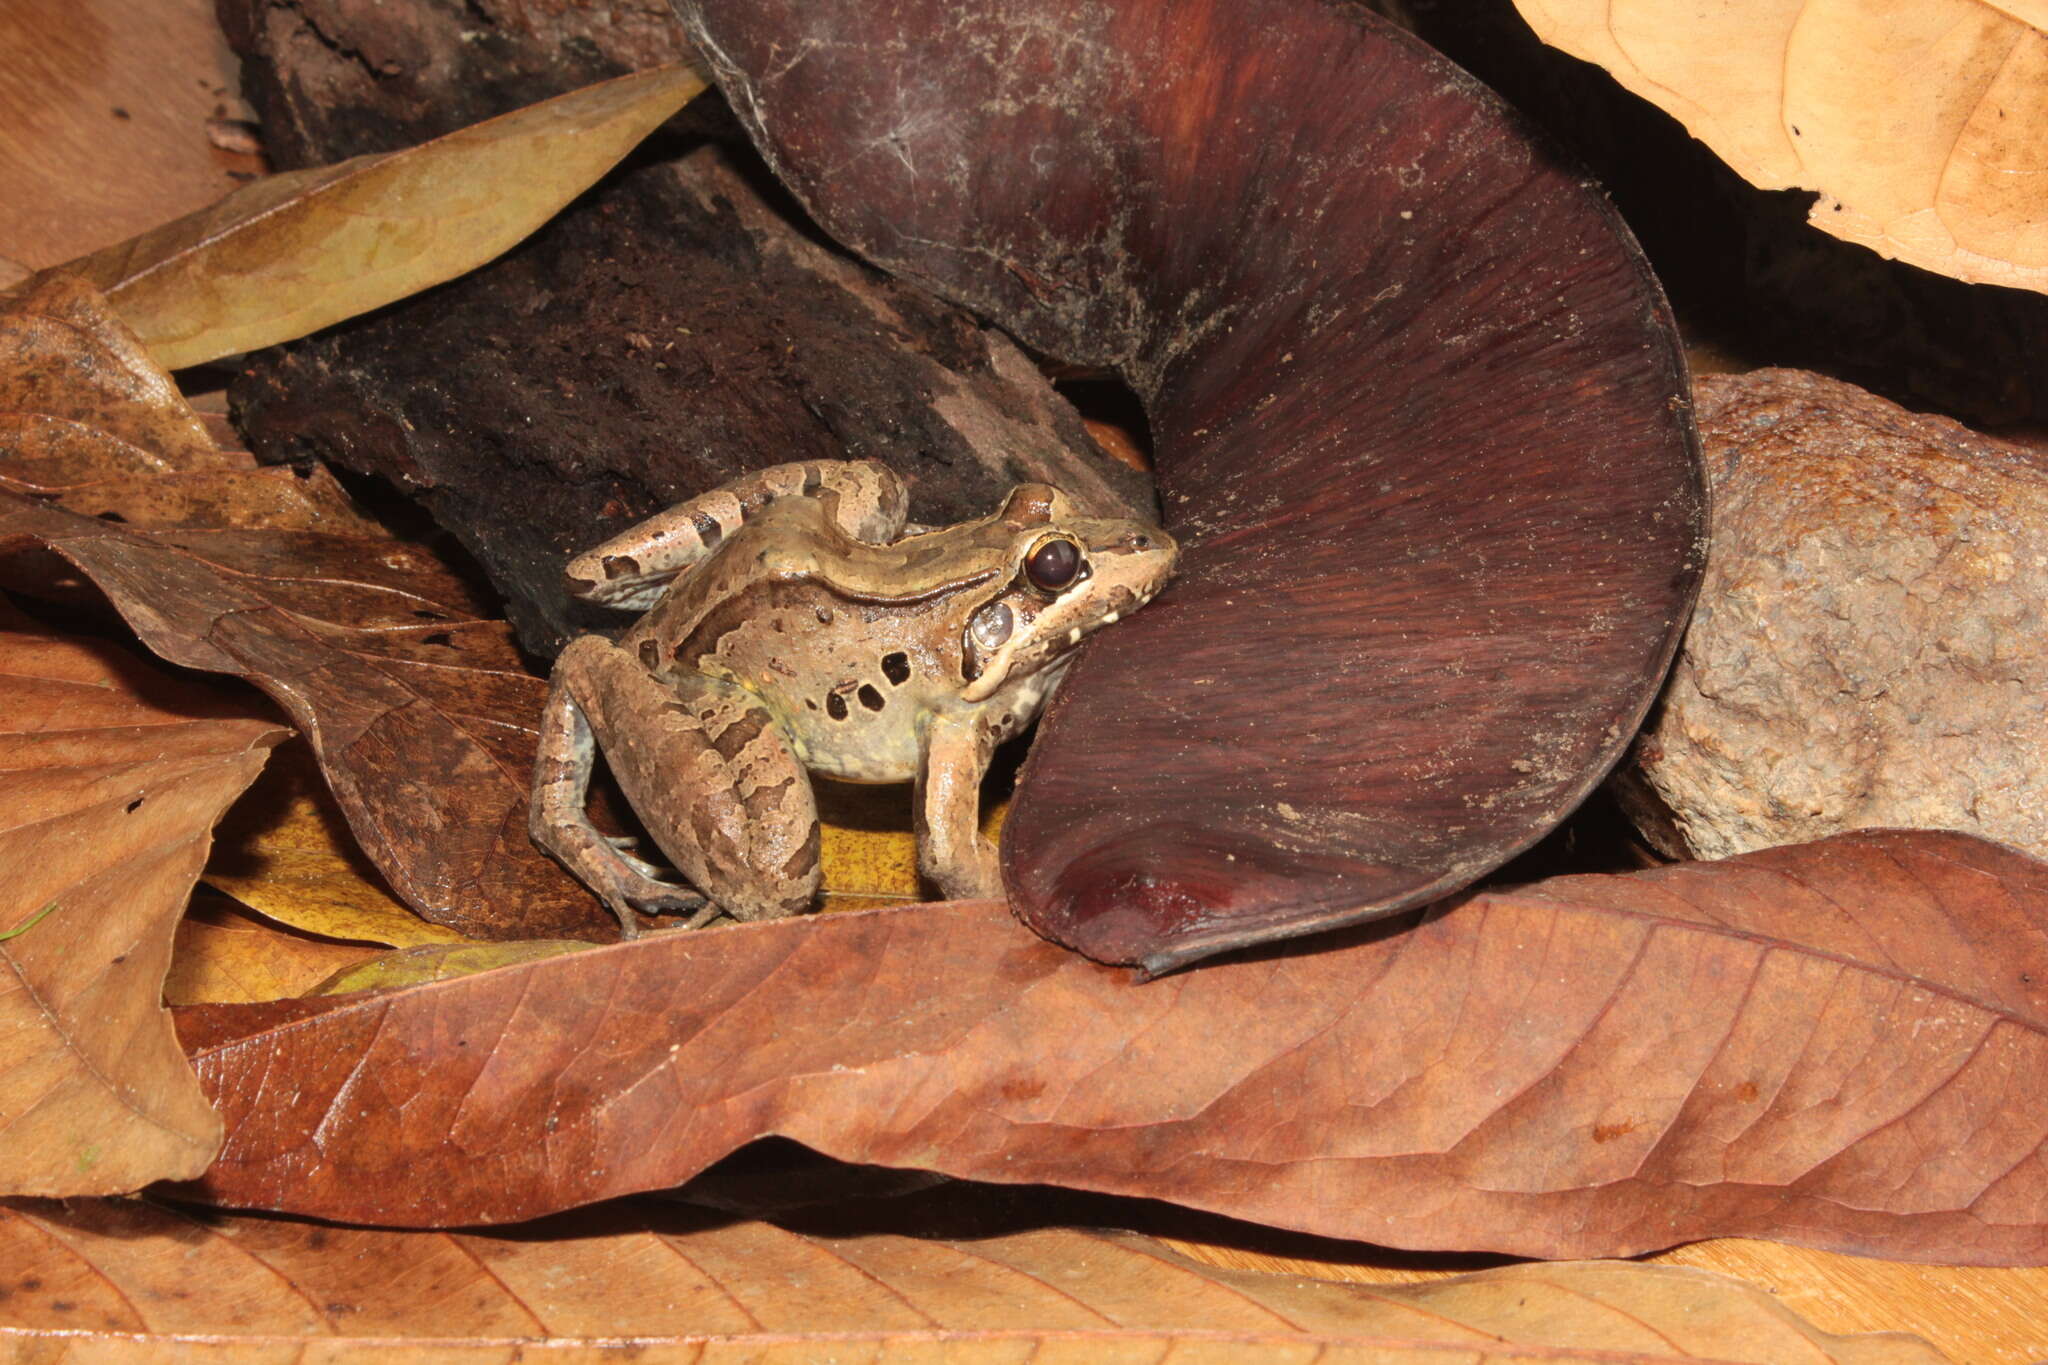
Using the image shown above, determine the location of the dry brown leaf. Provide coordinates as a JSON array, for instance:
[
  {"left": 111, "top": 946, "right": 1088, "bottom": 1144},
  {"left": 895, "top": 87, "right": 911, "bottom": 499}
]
[
  {"left": 0, "top": 596, "right": 283, "bottom": 1194},
  {"left": 0, "top": 0, "right": 260, "bottom": 269},
  {"left": 1513, "top": 0, "right": 2048, "bottom": 292},
  {"left": 0, "top": 1196, "right": 1947, "bottom": 1362},
  {"left": 174, "top": 830, "right": 2048, "bottom": 1264},
  {"left": 43, "top": 62, "right": 707, "bottom": 370},
  {"left": 0, "top": 271, "right": 612, "bottom": 941},
  {"left": 164, "top": 896, "right": 384, "bottom": 1006},
  {"left": 203, "top": 744, "right": 469, "bottom": 948}
]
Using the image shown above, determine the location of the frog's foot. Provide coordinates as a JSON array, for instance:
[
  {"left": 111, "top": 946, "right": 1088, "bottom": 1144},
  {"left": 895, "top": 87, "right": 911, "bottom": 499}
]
[
  {"left": 595, "top": 867, "right": 719, "bottom": 939},
  {"left": 594, "top": 838, "right": 726, "bottom": 935},
  {"left": 603, "top": 835, "right": 677, "bottom": 882},
  {"left": 927, "top": 842, "right": 1003, "bottom": 901}
]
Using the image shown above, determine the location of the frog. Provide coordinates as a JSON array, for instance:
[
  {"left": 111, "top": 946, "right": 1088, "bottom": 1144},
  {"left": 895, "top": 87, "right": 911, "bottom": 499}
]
[{"left": 529, "top": 458, "right": 1178, "bottom": 937}]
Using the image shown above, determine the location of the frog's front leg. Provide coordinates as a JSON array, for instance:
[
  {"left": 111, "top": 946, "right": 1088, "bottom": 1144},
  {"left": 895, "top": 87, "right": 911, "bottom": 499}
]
[
  {"left": 532, "top": 636, "right": 821, "bottom": 935},
  {"left": 915, "top": 712, "right": 1002, "bottom": 900}
]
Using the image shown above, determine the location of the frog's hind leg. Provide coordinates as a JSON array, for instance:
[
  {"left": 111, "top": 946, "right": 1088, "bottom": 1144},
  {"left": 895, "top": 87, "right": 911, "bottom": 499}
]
[
  {"left": 567, "top": 460, "right": 909, "bottom": 610},
  {"left": 531, "top": 636, "right": 820, "bottom": 935}
]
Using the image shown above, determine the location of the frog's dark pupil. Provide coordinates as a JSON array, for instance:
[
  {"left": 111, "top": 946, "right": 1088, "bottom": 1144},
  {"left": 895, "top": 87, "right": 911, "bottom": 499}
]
[{"left": 1026, "top": 538, "right": 1081, "bottom": 591}]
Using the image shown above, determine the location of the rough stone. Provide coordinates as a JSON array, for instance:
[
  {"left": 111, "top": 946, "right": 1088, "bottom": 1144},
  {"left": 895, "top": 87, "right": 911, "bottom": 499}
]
[{"left": 1627, "top": 368, "right": 2048, "bottom": 861}]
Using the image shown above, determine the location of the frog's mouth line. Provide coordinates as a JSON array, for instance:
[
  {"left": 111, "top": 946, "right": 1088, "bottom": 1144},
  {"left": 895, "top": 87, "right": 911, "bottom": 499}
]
[{"left": 960, "top": 581, "right": 1162, "bottom": 704}]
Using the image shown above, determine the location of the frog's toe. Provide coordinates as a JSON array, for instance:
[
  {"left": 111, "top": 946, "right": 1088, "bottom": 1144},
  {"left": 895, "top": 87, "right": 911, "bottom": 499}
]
[
  {"left": 627, "top": 883, "right": 717, "bottom": 928},
  {"left": 603, "top": 836, "right": 678, "bottom": 882}
]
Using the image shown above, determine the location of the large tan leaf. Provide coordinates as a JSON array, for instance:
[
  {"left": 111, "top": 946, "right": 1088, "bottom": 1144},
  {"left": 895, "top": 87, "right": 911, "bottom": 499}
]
[
  {"left": 177, "top": 830, "right": 2048, "bottom": 1264},
  {"left": 0, "top": 1197, "right": 1947, "bottom": 1362},
  {"left": 42, "top": 62, "right": 706, "bottom": 370},
  {"left": 1513, "top": 0, "right": 2048, "bottom": 292},
  {"left": 0, "top": 597, "right": 282, "bottom": 1195}
]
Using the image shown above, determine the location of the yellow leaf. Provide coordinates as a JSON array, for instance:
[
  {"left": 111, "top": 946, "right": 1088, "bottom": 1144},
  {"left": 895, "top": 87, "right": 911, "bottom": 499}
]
[
  {"left": 814, "top": 781, "right": 1009, "bottom": 911},
  {"left": 45, "top": 62, "right": 708, "bottom": 369},
  {"left": 204, "top": 744, "right": 471, "bottom": 949},
  {"left": 165, "top": 896, "right": 384, "bottom": 1006}
]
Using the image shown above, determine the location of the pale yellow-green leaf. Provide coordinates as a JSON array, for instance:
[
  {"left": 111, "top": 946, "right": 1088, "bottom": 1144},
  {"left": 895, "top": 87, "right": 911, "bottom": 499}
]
[
  {"left": 312, "top": 939, "right": 592, "bottom": 995},
  {"left": 48, "top": 62, "right": 707, "bottom": 369},
  {"left": 1512, "top": 0, "right": 2048, "bottom": 292}
]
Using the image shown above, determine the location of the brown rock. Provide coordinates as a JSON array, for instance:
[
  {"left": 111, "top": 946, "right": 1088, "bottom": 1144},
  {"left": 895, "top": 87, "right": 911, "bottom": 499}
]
[{"left": 1630, "top": 368, "right": 2048, "bottom": 860}]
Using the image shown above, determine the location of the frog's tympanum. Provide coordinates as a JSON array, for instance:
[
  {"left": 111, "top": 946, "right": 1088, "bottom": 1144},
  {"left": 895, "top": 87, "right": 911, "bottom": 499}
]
[{"left": 531, "top": 459, "right": 1178, "bottom": 936}]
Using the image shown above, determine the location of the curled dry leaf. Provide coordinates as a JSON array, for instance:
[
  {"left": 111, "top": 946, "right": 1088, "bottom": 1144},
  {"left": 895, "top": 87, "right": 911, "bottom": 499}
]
[
  {"left": 0, "top": 597, "right": 283, "bottom": 1195},
  {"left": 0, "top": 1197, "right": 1948, "bottom": 1362},
  {"left": 178, "top": 830, "right": 2048, "bottom": 1264},
  {"left": 0, "top": 271, "right": 613, "bottom": 940},
  {"left": 678, "top": 0, "right": 1705, "bottom": 972},
  {"left": 42, "top": 63, "right": 708, "bottom": 370},
  {"left": 1513, "top": 0, "right": 2048, "bottom": 292}
]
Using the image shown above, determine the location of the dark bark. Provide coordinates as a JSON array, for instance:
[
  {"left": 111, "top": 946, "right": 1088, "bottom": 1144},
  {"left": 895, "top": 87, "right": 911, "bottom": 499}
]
[{"left": 219, "top": 0, "right": 1147, "bottom": 656}]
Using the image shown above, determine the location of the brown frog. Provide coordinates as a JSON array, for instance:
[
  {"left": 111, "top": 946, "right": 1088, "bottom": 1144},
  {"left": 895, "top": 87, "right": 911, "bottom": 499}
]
[{"left": 530, "top": 459, "right": 1177, "bottom": 936}]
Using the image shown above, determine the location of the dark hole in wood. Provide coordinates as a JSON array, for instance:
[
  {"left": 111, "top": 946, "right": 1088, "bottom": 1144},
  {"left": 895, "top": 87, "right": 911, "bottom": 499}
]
[
  {"left": 125, "top": 797, "right": 144, "bottom": 813},
  {"left": 1054, "top": 374, "right": 1154, "bottom": 472},
  {"left": 96, "top": 510, "right": 127, "bottom": 523}
]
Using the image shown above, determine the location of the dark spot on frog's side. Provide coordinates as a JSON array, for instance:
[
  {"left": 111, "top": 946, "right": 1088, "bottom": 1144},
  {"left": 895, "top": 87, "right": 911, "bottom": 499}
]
[
  {"left": 858, "top": 684, "right": 886, "bottom": 712},
  {"left": 826, "top": 691, "right": 849, "bottom": 720},
  {"left": 881, "top": 651, "right": 911, "bottom": 685}
]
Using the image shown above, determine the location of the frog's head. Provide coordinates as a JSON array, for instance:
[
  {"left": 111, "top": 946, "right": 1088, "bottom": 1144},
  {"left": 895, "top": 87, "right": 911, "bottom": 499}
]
[{"left": 959, "top": 483, "right": 1178, "bottom": 703}]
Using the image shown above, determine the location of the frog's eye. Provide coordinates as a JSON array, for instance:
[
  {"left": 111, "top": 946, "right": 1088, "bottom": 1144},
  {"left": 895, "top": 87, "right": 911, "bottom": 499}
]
[{"left": 1025, "top": 536, "right": 1083, "bottom": 593}]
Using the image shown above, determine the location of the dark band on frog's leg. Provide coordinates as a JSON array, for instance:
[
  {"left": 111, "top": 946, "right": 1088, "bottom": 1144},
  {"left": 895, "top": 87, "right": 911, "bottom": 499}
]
[{"left": 564, "top": 460, "right": 910, "bottom": 610}]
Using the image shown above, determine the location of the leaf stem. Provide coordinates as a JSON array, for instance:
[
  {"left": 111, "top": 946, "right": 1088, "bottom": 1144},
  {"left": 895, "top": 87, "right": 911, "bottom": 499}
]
[{"left": 0, "top": 902, "right": 59, "bottom": 941}]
